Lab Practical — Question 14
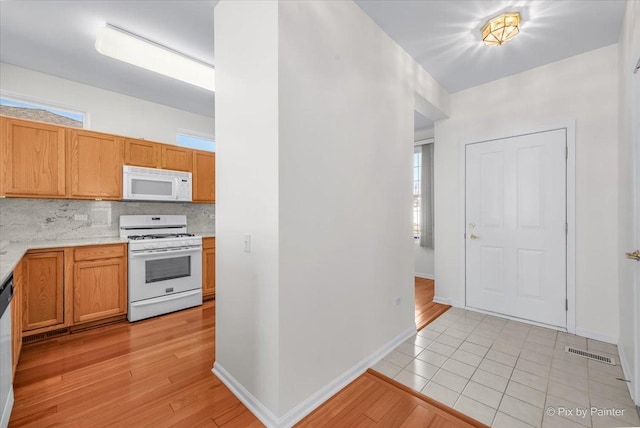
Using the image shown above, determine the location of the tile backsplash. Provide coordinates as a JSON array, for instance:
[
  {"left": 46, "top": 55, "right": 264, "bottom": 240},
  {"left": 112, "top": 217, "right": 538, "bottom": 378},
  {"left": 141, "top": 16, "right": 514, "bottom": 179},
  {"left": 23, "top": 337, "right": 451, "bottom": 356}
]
[{"left": 0, "top": 198, "right": 215, "bottom": 242}]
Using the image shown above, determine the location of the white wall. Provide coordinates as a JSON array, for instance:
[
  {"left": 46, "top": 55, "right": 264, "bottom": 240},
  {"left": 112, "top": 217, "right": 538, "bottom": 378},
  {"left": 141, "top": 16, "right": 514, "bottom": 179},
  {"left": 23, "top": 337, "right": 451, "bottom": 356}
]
[
  {"left": 434, "top": 45, "right": 620, "bottom": 342},
  {"left": 617, "top": 0, "right": 640, "bottom": 404},
  {"left": 277, "top": 0, "right": 418, "bottom": 415},
  {"left": 214, "top": 0, "right": 281, "bottom": 414},
  {"left": 215, "top": 0, "right": 449, "bottom": 423},
  {"left": 0, "top": 62, "right": 214, "bottom": 143}
]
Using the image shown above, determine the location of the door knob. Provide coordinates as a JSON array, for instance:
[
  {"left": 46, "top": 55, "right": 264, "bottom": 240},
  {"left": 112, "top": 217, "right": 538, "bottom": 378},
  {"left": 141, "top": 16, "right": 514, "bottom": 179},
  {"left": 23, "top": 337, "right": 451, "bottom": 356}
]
[
  {"left": 626, "top": 250, "right": 640, "bottom": 261},
  {"left": 469, "top": 234, "right": 479, "bottom": 240}
]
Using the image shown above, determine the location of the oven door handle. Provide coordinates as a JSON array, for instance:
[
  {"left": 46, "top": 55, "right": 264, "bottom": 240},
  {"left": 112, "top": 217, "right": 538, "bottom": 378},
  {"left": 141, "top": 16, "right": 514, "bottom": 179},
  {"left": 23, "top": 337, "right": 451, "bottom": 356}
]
[
  {"left": 130, "top": 246, "right": 202, "bottom": 257},
  {"left": 130, "top": 289, "right": 201, "bottom": 307}
]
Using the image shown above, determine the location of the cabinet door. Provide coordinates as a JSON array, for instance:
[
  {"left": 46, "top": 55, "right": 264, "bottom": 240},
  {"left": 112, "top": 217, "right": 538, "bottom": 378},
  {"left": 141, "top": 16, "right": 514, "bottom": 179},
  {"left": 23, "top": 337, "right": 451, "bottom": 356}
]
[
  {"left": 73, "top": 257, "right": 127, "bottom": 324},
  {"left": 12, "top": 260, "right": 23, "bottom": 376},
  {"left": 68, "top": 130, "right": 123, "bottom": 199},
  {"left": 202, "top": 238, "right": 215, "bottom": 298},
  {"left": 125, "top": 138, "right": 160, "bottom": 168},
  {"left": 22, "top": 251, "right": 64, "bottom": 331},
  {"left": 161, "top": 145, "right": 192, "bottom": 172},
  {"left": 0, "top": 117, "right": 66, "bottom": 197},
  {"left": 193, "top": 151, "right": 215, "bottom": 203}
]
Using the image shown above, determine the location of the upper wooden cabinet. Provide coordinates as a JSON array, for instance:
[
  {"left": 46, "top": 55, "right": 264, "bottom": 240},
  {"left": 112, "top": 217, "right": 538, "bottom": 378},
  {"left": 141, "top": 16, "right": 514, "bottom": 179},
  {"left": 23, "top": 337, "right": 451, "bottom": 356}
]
[
  {"left": 22, "top": 250, "right": 65, "bottom": 332},
  {"left": 0, "top": 116, "right": 215, "bottom": 203},
  {"left": 67, "top": 129, "right": 124, "bottom": 199},
  {"left": 193, "top": 150, "right": 215, "bottom": 203},
  {"left": 124, "top": 138, "right": 160, "bottom": 168},
  {"left": 161, "top": 145, "right": 192, "bottom": 172},
  {"left": 0, "top": 116, "right": 66, "bottom": 197}
]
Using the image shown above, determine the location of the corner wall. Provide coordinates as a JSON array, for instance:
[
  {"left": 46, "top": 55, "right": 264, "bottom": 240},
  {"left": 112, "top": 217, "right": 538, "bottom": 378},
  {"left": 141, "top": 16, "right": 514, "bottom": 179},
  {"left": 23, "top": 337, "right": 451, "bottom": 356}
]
[
  {"left": 214, "top": 0, "right": 449, "bottom": 424},
  {"left": 434, "top": 45, "right": 620, "bottom": 342},
  {"left": 277, "top": 0, "right": 417, "bottom": 415}
]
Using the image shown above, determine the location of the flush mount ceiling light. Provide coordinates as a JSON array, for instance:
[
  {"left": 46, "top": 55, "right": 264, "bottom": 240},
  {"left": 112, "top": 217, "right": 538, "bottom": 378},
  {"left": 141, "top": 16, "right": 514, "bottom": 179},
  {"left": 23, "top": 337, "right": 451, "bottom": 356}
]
[
  {"left": 95, "top": 24, "right": 215, "bottom": 91},
  {"left": 481, "top": 12, "right": 521, "bottom": 46}
]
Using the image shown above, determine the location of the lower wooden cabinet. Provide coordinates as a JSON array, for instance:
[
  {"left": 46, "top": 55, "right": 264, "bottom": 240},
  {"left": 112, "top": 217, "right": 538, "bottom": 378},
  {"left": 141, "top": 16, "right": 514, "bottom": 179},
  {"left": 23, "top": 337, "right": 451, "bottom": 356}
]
[
  {"left": 22, "top": 250, "right": 65, "bottom": 332},
  {"left": 202, "top": 237, "right": 215, "bottom": 298},
  {"left": 19, "top": 243, "right": 128, "bottom": 340},
  {"left": 73, "top": 244, "right": 127, "bottom": 324},
  {"left": 12, "top": 260, "right": 23, "bottom": 376}
]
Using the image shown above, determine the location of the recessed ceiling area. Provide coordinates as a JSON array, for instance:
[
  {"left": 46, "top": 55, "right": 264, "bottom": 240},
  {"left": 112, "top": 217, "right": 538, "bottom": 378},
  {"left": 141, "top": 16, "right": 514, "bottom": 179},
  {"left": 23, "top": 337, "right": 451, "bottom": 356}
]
[
  {"left": 355, "top": 0, "right": 627, "bottom": 93},
  {"left": 414, "top": 111, "right": 434, "bottom": 134},
  {"left": 0, "top": 1, "right": 628, "bottom": 119}
]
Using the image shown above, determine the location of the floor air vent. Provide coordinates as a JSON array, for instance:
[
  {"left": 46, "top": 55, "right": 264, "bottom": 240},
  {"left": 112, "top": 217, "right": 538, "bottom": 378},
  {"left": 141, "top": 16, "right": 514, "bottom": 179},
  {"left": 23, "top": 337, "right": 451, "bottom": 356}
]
[
  {"left": 565, "top": 346, "right": 615, "bottom": 365},
  {"left": 23, "top": 328, "right": 69, "bottom": 344}
]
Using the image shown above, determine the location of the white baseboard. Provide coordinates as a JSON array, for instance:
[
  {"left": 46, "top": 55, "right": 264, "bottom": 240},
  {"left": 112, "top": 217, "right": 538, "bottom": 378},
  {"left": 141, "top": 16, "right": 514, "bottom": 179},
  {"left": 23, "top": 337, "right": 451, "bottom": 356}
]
[
  {"left": 213, "top": 325, "right": 416, "bottom": 428},
  {"left": 618, "top": 344, "right": 638, "bottom": 406},
  {"left": 432, "top": 296, "right": 451, "bottom": 305},
  {"left": 213, "top": 363, "right": 280, "bottom": 427},
  {"left": 415, "top": 273, "right": 434, "bottom": 280},
  {"left": 574, "top": 328, "right": 617, "bottom": 345}
]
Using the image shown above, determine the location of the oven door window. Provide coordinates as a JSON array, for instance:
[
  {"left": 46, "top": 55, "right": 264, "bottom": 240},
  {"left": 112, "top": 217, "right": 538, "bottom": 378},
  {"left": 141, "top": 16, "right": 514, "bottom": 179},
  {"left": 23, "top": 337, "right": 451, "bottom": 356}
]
[
  {"left": 131, "top": 178, "right": 173, "bottom": 196},
  {"left": 145, "top": 256, "right": 191, "bottom": 283}
]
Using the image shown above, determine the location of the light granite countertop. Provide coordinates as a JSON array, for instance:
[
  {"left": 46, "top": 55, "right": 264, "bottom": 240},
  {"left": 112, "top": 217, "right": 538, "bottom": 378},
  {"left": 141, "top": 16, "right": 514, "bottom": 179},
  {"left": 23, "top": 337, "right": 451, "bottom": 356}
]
[
  {"left": 0, "top": 237, "right": 129, "bottom": 285},
  {"left": 191, "top": 231, "right": 215, "bottom": 239}
]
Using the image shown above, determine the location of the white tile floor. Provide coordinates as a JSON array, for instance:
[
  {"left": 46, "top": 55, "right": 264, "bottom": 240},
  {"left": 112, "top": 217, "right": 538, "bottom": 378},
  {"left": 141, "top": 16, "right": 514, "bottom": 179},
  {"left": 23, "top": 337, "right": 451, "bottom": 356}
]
[{"left": 372, "top": 307, "right": 640, "bottom": 428}]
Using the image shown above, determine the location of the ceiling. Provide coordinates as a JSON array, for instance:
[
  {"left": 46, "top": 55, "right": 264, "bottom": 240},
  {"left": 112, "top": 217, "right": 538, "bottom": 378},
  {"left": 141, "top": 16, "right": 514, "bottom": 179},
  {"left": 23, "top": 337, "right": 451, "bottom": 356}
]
[
  {"left": 0, "top": 1, "right": 216, "bottom": 117},
  {"left": 355, "top": 0, "right": 627, "bottom": 93},
  {"left": 0, "top": 1, "right": 628, "bottom": 122}
]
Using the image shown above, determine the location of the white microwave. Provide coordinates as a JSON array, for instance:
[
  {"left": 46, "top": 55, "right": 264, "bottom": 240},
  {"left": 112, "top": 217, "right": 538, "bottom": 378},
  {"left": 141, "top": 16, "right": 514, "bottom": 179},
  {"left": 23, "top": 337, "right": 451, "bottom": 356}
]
[{"left": 123, "top": 165, "right": 192, "bottom": 202}]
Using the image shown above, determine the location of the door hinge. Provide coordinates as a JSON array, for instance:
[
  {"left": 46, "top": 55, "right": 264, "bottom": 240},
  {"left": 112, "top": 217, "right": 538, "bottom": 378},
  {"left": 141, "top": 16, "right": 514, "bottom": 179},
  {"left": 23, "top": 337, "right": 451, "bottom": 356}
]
[
  {"left": 566, "top": 147, "right": 568, "bottom": 159},
  {"left": 566, "top": 299, "right": 568, "bottom": 311},
  {"left": 565, "top": 222, "right": 568, "bottom": 235}
]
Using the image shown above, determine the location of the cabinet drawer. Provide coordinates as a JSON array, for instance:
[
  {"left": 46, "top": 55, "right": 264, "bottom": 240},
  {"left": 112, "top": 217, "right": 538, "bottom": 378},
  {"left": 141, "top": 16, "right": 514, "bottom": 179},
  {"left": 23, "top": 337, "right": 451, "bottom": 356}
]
[
  {"left": 202, "top": 237, "right": 215, "bottom": 249},
  {"left": 74, "top": 244, "right": 126, "bottom": 261}
]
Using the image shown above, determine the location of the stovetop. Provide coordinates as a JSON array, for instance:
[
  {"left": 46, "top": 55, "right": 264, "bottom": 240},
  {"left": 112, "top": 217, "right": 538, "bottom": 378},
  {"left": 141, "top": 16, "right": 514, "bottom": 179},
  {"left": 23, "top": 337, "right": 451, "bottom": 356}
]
[{"left": 128, "top": 233, "right": 196, "bottom": 241}]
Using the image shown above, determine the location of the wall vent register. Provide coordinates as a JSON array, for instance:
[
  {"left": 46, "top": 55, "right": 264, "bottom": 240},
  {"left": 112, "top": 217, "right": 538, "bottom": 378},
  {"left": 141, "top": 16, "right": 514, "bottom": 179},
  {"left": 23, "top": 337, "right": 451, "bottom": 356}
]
[{"left": 565, "top": 346, "right": 616, "bottom": 365}]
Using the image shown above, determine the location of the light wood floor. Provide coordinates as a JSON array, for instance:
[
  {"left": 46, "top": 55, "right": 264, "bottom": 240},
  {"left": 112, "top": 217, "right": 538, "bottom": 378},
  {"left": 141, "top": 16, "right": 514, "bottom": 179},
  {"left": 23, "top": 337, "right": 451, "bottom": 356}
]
[
  {"left": 297, "top": 370, "right": 485, "bottom": 427},
  {"left": 9, "top": 300, "right": 261, "bottom": 428},
  {"left": 415, "top": 277, "right": 451, "bottom": 331},
  {"left": 10, "top": 278, "right": 458, "bottom": 427}
]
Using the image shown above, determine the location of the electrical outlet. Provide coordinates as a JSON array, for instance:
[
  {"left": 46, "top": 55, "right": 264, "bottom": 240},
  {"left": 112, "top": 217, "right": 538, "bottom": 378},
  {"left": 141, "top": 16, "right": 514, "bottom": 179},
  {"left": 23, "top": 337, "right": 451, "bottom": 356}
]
[
  {"left": 74, "top": 214, "right": 88, "bottom": 221},
  {"left": 394, "top": 296, "right": 402, "bottom": 307},
  {"left": 243, "top": 234, "right": 251, "bottom": 253}
]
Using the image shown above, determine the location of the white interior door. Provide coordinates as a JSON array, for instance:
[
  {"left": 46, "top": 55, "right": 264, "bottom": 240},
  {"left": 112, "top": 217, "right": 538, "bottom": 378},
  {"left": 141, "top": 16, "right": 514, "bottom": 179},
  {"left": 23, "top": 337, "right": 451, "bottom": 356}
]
[{"left": 465, "top": 129, "right": 567, "bottom": 328}]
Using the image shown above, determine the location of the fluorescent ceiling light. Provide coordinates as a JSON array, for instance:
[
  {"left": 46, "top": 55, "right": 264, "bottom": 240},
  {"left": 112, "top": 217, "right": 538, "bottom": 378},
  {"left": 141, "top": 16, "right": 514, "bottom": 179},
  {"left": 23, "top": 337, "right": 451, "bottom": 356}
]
[{"left": 95, "top": 25, "right": 215, "bottom": 91}]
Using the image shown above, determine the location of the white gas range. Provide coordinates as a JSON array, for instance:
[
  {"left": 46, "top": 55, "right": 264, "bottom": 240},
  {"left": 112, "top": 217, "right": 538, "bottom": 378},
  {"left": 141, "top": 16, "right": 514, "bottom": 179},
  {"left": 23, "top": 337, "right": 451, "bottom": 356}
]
[{"left": 119, "top": 215, "right": 202, "bottom": 322}]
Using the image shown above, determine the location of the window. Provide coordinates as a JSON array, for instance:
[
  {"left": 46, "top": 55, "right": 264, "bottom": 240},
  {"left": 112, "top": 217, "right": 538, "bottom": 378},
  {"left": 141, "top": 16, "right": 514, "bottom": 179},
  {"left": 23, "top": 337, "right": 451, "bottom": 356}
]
[
  {"left": 413, "top": 147, "right": 422, "bottom": 240},
  {"left": 0, "top": 96, "right": 85, "bottom": 128},
  {"left": 414, "top": 141, "right": 434, "bottom": 248},
  {"left": 177, "top": 132, "right": 215, "bottom": 152}
]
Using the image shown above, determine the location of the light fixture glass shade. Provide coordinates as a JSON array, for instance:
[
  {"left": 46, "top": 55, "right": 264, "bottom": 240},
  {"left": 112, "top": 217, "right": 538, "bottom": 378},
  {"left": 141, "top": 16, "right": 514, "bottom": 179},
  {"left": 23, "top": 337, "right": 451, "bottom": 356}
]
[
  {"left": 95, "top": 25, "right": 215, "bottom": 91},
  {"left": 481, "top": 12, "right": 521, "bottom": 46}
]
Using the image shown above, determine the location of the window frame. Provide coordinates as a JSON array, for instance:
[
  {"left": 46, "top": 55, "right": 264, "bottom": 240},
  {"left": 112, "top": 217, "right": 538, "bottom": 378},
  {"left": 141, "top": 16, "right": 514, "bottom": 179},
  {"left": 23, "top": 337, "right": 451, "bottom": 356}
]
[
  {"left": 176, "top": 129, "right": 216, "bottom": 152},
  {"left": 0, "top": 91, "right": 88, "bottom": 128}
]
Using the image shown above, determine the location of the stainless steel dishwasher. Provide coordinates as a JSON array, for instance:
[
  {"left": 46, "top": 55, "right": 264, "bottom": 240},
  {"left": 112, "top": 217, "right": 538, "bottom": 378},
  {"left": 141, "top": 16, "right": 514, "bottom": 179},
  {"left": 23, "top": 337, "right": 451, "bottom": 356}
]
[{"left": 0, "top": 273, "right": 13, "bottom": 428}]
